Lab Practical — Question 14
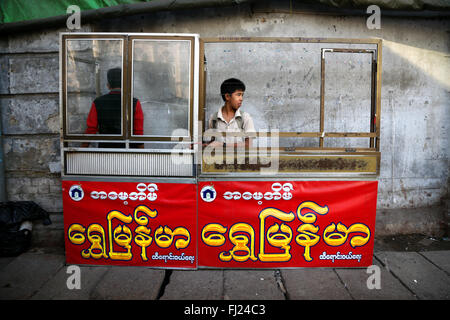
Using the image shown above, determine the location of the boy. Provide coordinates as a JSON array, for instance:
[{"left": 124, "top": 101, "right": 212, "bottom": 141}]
[{"left": 207, "top": 78, "right": 255, "bottom": 148}]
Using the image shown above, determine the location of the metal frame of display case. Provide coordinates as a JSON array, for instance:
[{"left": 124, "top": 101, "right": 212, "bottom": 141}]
[{"left": 60, "top": 32, "right": 200, "bottom": 179}]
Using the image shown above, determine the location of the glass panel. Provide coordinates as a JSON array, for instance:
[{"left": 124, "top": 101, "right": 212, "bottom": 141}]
[
  {"left": 324, "top": 52, "right": 373, "bottom": 134},
  {"left": 324, "top": 137, "right": 370, "bottom": 148},
  {"left": 131, "top": 39, "right": 191, "bottom": 137},
  {"left": 66, "top": 39, "right": 123, "bottom": 135}
]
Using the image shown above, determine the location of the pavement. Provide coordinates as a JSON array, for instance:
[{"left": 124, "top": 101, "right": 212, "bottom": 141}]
[{"left": 0, "top": 235, "right": 449, "bottom": 303}]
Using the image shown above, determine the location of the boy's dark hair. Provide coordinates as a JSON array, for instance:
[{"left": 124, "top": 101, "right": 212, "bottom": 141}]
[
  {"left": 220, "top": 78, "right": 245, "bottom": 102},
  {"left": 107, "top": 68, "right": 122, "bottom": 88}
]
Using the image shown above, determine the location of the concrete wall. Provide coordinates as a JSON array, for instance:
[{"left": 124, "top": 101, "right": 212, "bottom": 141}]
[
  {"left": 0, "top": 4, "right": 448, "bottom": 238},
  {"left": 1, "top": 29, "right": 64, "bottom": 213}
]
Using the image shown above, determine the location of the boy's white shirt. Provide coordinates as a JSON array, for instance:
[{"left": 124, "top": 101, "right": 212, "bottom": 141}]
[{"left": 208, "top": 107, "right": 256, "bottom": 144}]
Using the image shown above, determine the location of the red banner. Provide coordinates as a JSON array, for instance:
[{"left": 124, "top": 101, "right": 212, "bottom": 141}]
[
  {"left": 62, "top": 181, "right": 197, "bottom": 268},
  {"left": 198, "top": 181, "right": 378, "bottom": 268},
  {"left": 62, "top": 180, "right": 378, "bottom": 268}
]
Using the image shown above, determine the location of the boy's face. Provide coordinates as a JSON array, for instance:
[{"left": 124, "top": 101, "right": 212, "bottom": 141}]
[{"left": 225, "top": 90, "right": 245, "bottom": 110}]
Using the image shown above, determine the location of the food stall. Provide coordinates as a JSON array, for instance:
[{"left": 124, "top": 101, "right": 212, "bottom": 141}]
[{"left": 60, "top": 33, "right": 381, "bottom": 269}]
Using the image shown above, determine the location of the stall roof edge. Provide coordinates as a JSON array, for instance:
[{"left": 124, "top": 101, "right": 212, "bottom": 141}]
[{"left": 1, "top": 0, "right": 449, "bottom": 35}]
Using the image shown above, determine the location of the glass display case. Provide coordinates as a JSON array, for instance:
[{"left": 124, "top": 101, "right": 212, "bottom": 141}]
[{"left": 60, "top": 33, "right": 381, "bottom": 269}]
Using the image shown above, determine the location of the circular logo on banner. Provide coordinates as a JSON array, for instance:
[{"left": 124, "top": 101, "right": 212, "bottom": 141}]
[
  {"left": 69, "top": 185, "right": 84, "bottom": 201},
  {"left": 200, "top": 185, "right": 216, "bottom": 202}
]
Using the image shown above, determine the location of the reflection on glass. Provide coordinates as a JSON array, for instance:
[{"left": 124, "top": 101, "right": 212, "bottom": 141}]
[
  {"left": 132, "top": 40, "right": 191, "bottom": 137},
  {"left": 66, "top": 39, "right": 123, "bottom": 135}
]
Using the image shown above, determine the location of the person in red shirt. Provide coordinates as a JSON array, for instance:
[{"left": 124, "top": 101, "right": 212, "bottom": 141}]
[{"left": 83, "top": 68, "right": 144, "bottom": 148}]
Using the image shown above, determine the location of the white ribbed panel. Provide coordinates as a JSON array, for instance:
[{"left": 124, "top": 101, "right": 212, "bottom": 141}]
[{"left": 66, "top": 152, "right": 193, "bottom": 176}]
